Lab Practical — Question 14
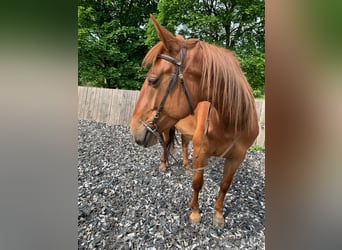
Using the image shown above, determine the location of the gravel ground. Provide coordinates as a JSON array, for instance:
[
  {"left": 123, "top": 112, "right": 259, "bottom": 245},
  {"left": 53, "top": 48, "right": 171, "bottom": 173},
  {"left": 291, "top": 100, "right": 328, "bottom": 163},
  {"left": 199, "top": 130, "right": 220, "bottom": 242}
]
[{"left": 78, "top": 120, "right": 265, "bottom": 249}]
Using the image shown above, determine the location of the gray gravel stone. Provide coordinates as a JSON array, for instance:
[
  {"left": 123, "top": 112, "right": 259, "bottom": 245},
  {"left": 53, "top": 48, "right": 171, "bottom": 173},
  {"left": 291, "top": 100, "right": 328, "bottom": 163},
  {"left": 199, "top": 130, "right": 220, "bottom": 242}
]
[{"left": 78, "top": 120, "right": 265, "bottom": 249}]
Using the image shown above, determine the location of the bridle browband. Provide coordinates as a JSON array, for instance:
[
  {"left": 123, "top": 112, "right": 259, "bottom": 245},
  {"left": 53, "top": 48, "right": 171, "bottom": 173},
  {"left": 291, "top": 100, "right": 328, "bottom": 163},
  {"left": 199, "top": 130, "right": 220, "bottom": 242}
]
[{"left": 143, "top": 46, "right": 194, "bottom": 134}]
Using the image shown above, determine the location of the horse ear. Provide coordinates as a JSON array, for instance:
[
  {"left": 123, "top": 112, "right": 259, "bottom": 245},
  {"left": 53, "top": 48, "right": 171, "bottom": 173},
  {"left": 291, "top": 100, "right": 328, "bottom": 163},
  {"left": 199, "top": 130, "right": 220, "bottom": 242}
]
[{"left": 149, "top": 14, "right": 180, "bottom": 53}]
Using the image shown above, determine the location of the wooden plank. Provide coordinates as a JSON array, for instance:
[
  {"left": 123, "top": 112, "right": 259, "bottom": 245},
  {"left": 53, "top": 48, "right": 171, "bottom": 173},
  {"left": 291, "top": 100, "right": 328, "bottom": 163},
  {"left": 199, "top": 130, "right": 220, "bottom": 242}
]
[
  {"left": 118, "top": 90, "right": 127, "bottom": 125},
  {"left": 77, "top": 86, "right": 82, "bottom": 118},
  {"left": 92, "top": 87, "right": 102, "bottom": 122},
  {"left": 255, "top": 99, "right": 263, "bottom": 120},
  {"left": 92, "top": 87, "right": 101, "bottom": 121},
  {"left": 94, "top": 87, "right": 102, "bottom": 122},
  {"left": 84, "top": 87, "right": 99, "bottom": 121},
  {"left": 89, "top": 87, "right": 97, "bottom": 121},
  {"left": 118, "top": 89, "right": 126, "bottom": 125},
  {"left": 119, "top": 89, "right": 139, "bottom": 126},
  {"left": 83, "top": 87, "right": 93, "bottom": 120},
  {"left": 78, "top": 86, "right": 88, "bottom": 120},
  {"left": 96, "top": 87, "right": 113, "bottom": 123},
  {"left": 119, "top": 89, "right": 129, "bottom": 125},
  {"left": 122, "top": 90, "right": 139, "bottom": 126},
  {"left": 256, "top": 100, "right": 265, "bottom": 146},
  {"left": 108, "top": 89, "right": 116, "bottom": 124},
  {"left": 108, "top": 89, "right": 124, "bottom": 125},
  {"left": 133, "top": 90, "right": 140, "bottom": 103}
]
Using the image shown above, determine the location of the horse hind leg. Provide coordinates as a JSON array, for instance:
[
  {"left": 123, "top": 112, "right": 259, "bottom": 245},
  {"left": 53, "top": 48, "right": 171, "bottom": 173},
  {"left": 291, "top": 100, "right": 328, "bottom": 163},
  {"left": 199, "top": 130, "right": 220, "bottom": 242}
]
[
  {"left": 181, "top": 134, "right": 190, "bottom": 169},
  {"left": 159, "top": 149, "right": 167, "bottom": 172},
  {"left": 213, "top": 155, "right": 245, "bottom": 227},
  {"left": 159, "top": 128, "right": 176, "bottom": 172},
  {"left": 159, "top": 131, "right": 169, "bottom": 172}
]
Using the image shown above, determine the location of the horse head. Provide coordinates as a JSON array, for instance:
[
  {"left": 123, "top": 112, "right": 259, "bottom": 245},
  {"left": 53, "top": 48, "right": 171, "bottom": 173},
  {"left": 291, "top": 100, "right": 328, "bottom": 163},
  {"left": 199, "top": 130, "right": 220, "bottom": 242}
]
[{"left": 130, "top": 14, "right": 201, "bottom": 147}]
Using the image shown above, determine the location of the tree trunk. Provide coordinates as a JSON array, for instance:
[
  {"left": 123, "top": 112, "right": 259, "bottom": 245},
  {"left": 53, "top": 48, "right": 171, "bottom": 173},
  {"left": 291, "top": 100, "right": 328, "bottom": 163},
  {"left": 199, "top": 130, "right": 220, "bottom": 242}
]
[{"left": 104, "top": 78, "right": 111, "bottom": 88}]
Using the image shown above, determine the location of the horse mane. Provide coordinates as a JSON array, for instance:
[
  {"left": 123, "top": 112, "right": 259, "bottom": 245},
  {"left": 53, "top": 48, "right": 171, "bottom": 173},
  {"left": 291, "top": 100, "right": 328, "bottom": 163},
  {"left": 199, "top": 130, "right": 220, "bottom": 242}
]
[
  {"left": 197, "top": 41, "right": 257, "bottom": 133},
  {"left": 165, "top": 127, "right": 176, "bottom": 159}
]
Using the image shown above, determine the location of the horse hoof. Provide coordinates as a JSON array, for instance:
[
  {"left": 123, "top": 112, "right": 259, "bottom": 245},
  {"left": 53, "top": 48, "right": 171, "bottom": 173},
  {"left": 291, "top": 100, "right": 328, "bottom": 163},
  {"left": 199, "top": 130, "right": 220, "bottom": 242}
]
[
  {"left": 159, "top": 162, "right": 166, "bottom": 172},
  {"left": 213, "top": 214, "right": 225, "bottom": 227},
  {"left": 189, "top": 212, "right": 201, "bottom": 224}
]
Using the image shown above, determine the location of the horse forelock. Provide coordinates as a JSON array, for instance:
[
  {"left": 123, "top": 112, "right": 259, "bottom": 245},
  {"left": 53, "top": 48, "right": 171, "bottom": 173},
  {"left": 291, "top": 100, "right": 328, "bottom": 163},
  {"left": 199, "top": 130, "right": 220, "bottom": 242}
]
[
  {"left": 197, "top": 41, "right": 257, "bottom": 133},
  {"left": 142, "top": 42, "right": 164, "bottom": 68},
  {"left": 143, "top": 38, "right": 199, "bottom": 68}
]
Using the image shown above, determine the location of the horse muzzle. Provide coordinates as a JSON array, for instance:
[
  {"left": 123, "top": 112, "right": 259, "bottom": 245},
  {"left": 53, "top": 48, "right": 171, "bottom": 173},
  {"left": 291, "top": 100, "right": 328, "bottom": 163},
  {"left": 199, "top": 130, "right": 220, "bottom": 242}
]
[{"left": 131, "top": 123, "right": 158, "bottom": 148}]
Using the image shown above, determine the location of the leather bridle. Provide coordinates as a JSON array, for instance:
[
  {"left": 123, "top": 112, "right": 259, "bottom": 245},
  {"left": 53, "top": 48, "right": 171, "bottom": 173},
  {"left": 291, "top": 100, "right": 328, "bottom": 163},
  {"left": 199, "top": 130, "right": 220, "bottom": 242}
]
[{"left": 142, "top": 46, "right": 194, "bottom": 135}]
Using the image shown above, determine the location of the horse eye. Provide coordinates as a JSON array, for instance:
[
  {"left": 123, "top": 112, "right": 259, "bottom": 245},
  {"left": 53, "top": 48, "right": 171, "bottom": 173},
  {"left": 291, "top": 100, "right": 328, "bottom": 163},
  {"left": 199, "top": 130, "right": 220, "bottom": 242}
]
[{"left": 148, "top": 77, "right": 159, "bottom": 87}]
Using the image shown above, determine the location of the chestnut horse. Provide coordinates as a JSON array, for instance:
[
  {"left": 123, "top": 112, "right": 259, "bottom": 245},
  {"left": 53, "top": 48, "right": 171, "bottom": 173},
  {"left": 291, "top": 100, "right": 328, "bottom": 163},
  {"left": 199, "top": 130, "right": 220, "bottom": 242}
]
[{"left": 130, "top": 15, "right": 259, "bottom": 226}]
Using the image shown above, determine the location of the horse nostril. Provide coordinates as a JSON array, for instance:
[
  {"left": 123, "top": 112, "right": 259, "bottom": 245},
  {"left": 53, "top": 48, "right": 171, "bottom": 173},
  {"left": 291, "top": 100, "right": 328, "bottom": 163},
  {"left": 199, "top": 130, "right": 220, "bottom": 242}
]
[
  {"left": 133, "top": 129, "right": 149, "bottom": 147},
  {"left": 135, "top": 138, "right": 144, "bottom": 146}
]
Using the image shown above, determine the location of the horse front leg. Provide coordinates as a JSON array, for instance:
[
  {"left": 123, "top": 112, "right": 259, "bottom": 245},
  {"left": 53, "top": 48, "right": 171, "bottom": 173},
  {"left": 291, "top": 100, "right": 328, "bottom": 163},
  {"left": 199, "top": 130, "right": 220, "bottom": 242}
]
[
  {"left": 213, "top": 156, "right": 245, "bottom": 227},
  {"left": 189, "top": 152, "right": 207, "bottom": 224}
]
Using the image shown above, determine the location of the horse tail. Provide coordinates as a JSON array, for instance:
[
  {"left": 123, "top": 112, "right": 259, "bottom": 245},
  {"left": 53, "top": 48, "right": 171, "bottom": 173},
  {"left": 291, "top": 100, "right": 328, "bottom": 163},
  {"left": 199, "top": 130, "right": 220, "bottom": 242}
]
[{"left": 166, "top": 127, "right": 176, "bottom": 154}]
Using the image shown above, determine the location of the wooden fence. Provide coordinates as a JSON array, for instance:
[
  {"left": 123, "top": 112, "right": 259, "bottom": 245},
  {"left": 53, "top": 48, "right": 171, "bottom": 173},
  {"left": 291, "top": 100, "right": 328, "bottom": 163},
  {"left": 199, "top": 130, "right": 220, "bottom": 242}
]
[{"left": 78, "top": 86, "right": 265, "bottom": 146}]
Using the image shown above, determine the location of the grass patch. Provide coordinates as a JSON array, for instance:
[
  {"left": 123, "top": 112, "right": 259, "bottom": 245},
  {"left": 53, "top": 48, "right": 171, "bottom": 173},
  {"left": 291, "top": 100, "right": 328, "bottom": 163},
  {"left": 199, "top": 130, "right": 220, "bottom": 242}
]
[{"left": 249, "top": 145, "right": 265, "bottom": 151}]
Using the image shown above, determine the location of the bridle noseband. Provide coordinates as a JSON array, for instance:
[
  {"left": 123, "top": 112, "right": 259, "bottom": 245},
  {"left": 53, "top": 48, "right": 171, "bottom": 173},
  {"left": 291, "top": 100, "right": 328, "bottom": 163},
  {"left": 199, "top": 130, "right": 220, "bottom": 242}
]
[{"left": 143, "top": 46, "right": 194, "bottom": 135}]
